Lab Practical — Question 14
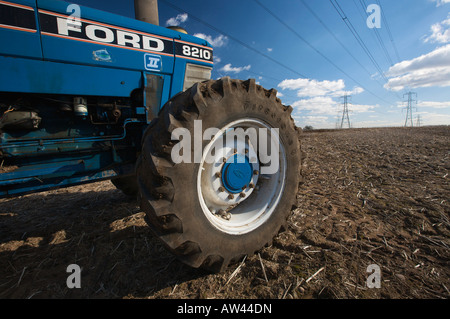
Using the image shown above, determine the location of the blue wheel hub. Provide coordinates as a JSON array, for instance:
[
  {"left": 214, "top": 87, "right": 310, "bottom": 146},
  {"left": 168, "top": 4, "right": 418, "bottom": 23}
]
[{"left": 221, "top": 154, "right": 253, "bottom": 194}]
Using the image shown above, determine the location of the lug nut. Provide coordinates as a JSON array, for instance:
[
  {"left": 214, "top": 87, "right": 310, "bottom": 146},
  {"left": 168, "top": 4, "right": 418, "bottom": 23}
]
[
  {"left": 253, "top": 170, "right": 259, "bottom": 175},
  {"left": 249, "top": 183, "right": 254, "bottom": 188},
  {"left": 215, "top": 171, "right": 222, "bottom": 178},
  {"left": 218, "top": 186, "right": 225, "bottom": 192},
  {"left": 244, "top": 149, "right": 249, "bottom": 154},
  {"left": 239, "top": 192, "right": 246, "bottom": 198},
  {"left": 228, "top": 194, "right": 234, "bottom": 200},
  {"left": 222, "top": 157, "right": 227, "bottom": 163},
  {"left": 218, "top": 209, "right": 231, "bottom": 220}
]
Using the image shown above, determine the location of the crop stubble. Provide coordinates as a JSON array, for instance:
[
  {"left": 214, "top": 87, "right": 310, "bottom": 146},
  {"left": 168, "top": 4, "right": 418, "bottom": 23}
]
[{"left": 0, "top": 126, "right": 448, "bottom": 298}]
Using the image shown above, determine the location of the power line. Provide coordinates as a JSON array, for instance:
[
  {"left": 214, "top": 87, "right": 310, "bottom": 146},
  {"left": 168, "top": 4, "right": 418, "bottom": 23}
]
[
  {"left": 330, "top": 0, "right": 403, "bottom": 102},
  {"left": 359, "top": 0, "right": 394, "bottom": 67},
  {"left": 254, "top": 1, "right": 365, "bottom": 90},
  {"left": 299, "top": 0, "right": 373, "bottom": 80},
  {"left": 299, "top": 0, "right": 393, "bottom": 98},
  {"left": 353, "top": 0, "right": 403, "bottom": 101},
  {"left": 376, "top": 0, "right": 401, "bottom": 63},
  {"left": 162, "top": 0, "right": 394, "bottom": 109},
  {"left": 160, "top": 0, "right": 309, "bottom": 80},
  {"left": 253, "top": 0, "right": 394, "bottom": 106},
  {"left": 329, "top": 0, "right": 388, "bottom": 84}
]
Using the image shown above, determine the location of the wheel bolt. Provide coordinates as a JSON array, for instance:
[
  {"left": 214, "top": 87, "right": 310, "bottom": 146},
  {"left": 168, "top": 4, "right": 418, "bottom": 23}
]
[
  {"left": 215, "top": 172, "right": 221, "bottom": 178},
  {"left": 218, "top": 186, "right": 225, "bottom": 192},
  {"left": 222, "top": 157, "right": 227, "bottom": 163},
  {"left": 249, "top": 183, "right": 254, "bottom": 188},
  {"left": 218, "top": 209, "right": 231, "bottom": 220},
  {"left": 239, "top": 192, "right": 246, "bottom": 198},
  {"left": 228, "top": 194, "right": 234, "bottom": 200},
  {"left": 253, "top": 170, "right": 259, "bottom": 175}
]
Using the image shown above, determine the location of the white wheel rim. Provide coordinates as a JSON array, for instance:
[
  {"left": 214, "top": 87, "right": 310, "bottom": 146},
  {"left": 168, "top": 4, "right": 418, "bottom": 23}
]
[{"left": 197, "top": 119, "right": 287, "bottom": 235}]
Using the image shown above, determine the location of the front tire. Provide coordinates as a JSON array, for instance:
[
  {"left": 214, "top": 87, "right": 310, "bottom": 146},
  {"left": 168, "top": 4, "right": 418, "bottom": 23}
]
[{"left": 136, "top": 77, "right": 301, "bottom": 272}]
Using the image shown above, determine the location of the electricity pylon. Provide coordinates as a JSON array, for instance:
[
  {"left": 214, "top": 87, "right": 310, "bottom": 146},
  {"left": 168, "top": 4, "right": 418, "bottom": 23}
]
[
  {"left": 403, "top": 92, "right": 417, "bottom": 127},
  {"left": 416, "top": 114, "right": 422, "bottom": 127},
  {"left": 340, "top": 94, "right": 351, "bottom": 129}
]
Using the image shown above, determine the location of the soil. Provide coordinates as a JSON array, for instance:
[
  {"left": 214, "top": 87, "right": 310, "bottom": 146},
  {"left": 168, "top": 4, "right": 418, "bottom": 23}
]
[{"left": 0, "top": 126, "right": 449, "bottom": 299}]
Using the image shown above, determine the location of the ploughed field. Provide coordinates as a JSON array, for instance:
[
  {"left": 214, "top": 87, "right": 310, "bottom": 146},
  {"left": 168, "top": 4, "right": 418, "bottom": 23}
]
[{"left": 0, "top": 126, "right": 449, "bottom": 299}]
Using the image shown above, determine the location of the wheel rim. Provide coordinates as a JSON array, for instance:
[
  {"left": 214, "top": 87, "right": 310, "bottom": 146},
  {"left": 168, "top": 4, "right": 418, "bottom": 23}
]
[{"left": 197, "top": 118, "right": 287, "bottom": 235}]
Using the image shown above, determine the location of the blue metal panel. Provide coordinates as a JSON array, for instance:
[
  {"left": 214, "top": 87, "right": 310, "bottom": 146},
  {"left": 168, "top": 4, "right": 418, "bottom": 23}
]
[
  {"left": 0, "top": 55, "right": 142, "bottom": 96},
  {"left": 171, "top": 58, "right": 186, "bottom": 98},
  {"left": 0, "top": 0, "right": 214, "bottom": 97},
  {"left": 0, "top": 161, "right": 135, "bottom": 197},
  {"left": 37, "top": 0, "right": 175, "bottom": 74},
  {"left": 0, "top": 159, "right": 86, "bottom": 183},
  {"left": 0, "top": 0, "right": 42, "bottom": 59},
  {"left": 0, "top": 0, "right": 214, "bottom": 199}
]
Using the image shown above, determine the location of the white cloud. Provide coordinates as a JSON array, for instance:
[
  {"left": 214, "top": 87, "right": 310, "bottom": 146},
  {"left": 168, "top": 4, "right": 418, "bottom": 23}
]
[
  {"left": 349, "top": 103, "right": 377, "bottom": 113},
  {"left": 267, "top": 48, "right": 273, "bottom": 52},
  {"left": 166, "top": 13, "right": 188, "bottom": 27},
  {"left": 278, "top": 78, "right": 364, "bottom": 98},
  {"left": 418, "top": 100, "right": 450, "bottom": 108},
  {"left": 431, "top": 0, "right": 450, "bottom": 7},
  {"left": 193, "top": 33, "right": 228, "bottom": 48},
  {"left": 416, "top": 112, "right": 450, "bottom": 124},
  {"left": 396, "top": 99, "right": 450, "bottom": 112},
  {"left": 292, "top": 96, "right": 338, "bottom": 114},
  {"left": 385, "top": 44, "right": 450, "bottom": 91},
  {"left": 220, "top": 63, "right": 251, "bottom": 73},
  {"left": 290, "top": 114, "right": 330, "bottom": 129},
  {"left": 423, "top": 14, "right": 450, "bottom": 43},
  {"left": 279, "top": 78, "right": 371, "bottom": 118},
  {"left": 290, "top": 96, "right": 375, "bottom": 115},
  {"left": 386, "top": 45, "right": 450, "bottom": 76},
  {"left": 350, "top": 87, "right": 365, "bottom": 95},
  {"left": 300, "top": 115, "right": 330, "bottom": 127},
  {"left": 352, "top": 119, "right": 404, "bottom": 128},
  {"left": 279, "top": 78, "right": 345, "bottom": 97}
]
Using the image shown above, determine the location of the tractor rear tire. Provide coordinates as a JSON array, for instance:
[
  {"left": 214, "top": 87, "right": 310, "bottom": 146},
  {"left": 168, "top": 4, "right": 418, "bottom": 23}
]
[{"left": 136, "top": 77, "right": 301, "bottom": 272}]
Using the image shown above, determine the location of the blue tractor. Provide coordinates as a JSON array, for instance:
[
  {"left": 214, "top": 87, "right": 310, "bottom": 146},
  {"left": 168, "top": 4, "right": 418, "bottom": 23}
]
[{"left": 0, "top": 0, "right": 301, "bottom": 272}]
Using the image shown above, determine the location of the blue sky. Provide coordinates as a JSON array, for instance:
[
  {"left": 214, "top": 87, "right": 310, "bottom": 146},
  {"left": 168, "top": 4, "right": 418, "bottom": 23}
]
[{"left": 70, "top": 0, "right": 450, "bottom": 128}]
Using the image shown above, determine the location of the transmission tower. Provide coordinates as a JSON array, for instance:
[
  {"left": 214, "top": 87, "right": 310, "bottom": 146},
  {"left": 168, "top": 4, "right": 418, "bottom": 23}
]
[
  {"left": 416, "top": 114, "right": 422, "bottom": 127},
  {"left": 340, "top": 94, "right": 351, "bottom": 129},
  {"left": 403, "top": 92, "right": 417, "bottom": 127}
]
